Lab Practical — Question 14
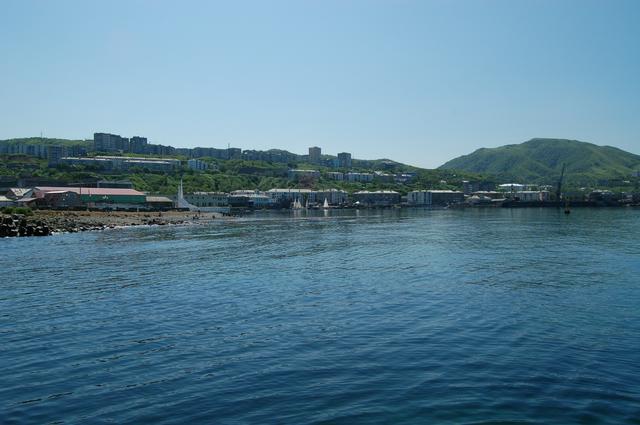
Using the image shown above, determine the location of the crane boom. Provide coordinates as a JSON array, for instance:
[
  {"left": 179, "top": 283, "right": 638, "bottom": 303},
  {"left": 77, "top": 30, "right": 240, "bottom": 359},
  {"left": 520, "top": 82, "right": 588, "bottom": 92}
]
[{"left": 556, "top": 163, "right": 566, "bottom": 201}]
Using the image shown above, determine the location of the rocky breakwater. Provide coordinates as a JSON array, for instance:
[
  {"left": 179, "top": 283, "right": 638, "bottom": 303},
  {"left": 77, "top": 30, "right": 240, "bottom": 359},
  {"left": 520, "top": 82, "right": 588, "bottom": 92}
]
[
  {"left": 0, "top": 211, "right": 199, "bottom": 238},
  {"left": 1, "top": 214, "right": 51, "bottom": 237}
]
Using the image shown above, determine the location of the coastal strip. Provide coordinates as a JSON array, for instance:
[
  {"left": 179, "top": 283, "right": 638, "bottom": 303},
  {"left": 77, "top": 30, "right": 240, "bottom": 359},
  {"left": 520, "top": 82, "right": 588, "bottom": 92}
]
[{"left": 0, "top": 210, "right": 221, "bottom": 238}]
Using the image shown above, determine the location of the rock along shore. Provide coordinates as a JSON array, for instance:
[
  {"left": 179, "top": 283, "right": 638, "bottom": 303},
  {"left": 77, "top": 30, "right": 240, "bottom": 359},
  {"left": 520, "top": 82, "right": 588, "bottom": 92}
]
[{"left": 0, "top": 210, "right": 223, "bottom": 238}]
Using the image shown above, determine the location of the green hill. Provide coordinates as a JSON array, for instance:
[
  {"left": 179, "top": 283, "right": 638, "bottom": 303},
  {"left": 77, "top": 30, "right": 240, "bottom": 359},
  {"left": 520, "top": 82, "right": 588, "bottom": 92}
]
[
  {"left": 1, "top": 137, "right": 91, "bottom": 147},
  {"left": 439, "top": 138, "right": 640, "bottom": 185}
]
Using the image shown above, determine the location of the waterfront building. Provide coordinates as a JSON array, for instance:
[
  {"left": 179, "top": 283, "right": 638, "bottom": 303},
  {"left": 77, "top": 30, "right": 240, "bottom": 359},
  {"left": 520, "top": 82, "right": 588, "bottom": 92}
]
[
  {"left": 498, "top": 183, "right": 530, "bottom": 193},
  {"left": 336, "top": 152, "right": 352, "bottom": 169},
  {"left": 471, "top": 191, "right": 504, "bottom": 200},
  {"left": 352, "top": 190, "right": 400, "bottom": 207},
  {"left": 345, "top": 172, "right": 374, "bottom": 183},
  {"left": 249, "top": 193, "right": 273, "bottom": 208},
  {"left": 42, "top": 190, "right": 82, "bottom": 208},
  {"left": 588, "top": 190, "right": 620, "bottom": 205},
  {"left": 407, "top": 191, "right": 428, "bottom": 206},
  {"left": 267, "top": 188, "right": 313, "bottom": 205},
  {"left": 288, "top": 169, "right": 320, "bottom": 181},
  {"left": 229, "top": 190, "right": 271, "bottom": 208},
  {"left": 309, "top": 147, "right": 321, "bottom": 164},
  {"left": 31, "top": 187, "right": 147, "bottom": 208},
  {"left": 500, "top": 189, "right": 550, "bottom": 201},
  {"left": 184, "top": 192, "right": 229, "bottom": 208},
  {"left": 463, "top": 180, "right": 497, "bottom": 195},
  {"left": 5, "top": 188, "right": 31, "bottom": 200},
  {"left": 466, "top": 194, "right": 495, "bottom": 206},
  {"left": 310, "top": 189, "right": 348, "bottom": 205},
  {"left": 407, "top": 190, "right": 464, "bottom": 206},
  {"left": 145, "top": 196, "right": 174, "bottom": 210},
  {"left": 430, "top": 190, "right": 465, "bottom": 205},
  {"left": 513, "top": 191, "right": 550, "bottom": 202},
  {"left": 0, "top": 195, "right": 14, "bottom": 207}
]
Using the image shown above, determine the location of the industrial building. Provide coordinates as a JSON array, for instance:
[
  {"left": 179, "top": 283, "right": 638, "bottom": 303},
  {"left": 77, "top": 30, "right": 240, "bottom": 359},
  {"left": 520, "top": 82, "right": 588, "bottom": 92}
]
[
  {"left": 310, "top": 189, "right": 348, "bottom": 205},
  {"left": 183, "top": 192, "right": 229, "bottom": 208},
  {"left": 352, "top": 190, "right": 400, "bottom": 207},
  {"left": 407, "top": 190, "right": 465, "bottom": 206},
  {"left": 29, "top": 187, "right": 147, "bottom": 208}
]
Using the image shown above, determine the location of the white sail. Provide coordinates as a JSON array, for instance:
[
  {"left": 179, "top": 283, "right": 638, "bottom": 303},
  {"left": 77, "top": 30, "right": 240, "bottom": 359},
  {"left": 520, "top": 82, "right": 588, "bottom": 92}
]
[
  {"left": 323, "top": 198, "right": 330, "bottom": 209},
  {"left": 177, "top": 179, "right": 194, "bottom": 210},
  {"left": 177, "top": 179, "right": 230, "bottom": 213},
  {"left": 292, "top": 198, "right": 304, "bottom": 209}
]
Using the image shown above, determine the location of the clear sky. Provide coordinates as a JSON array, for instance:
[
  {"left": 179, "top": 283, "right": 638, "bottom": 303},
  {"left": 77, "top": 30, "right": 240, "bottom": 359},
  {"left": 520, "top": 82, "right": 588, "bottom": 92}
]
[{"left": 1, "top": 0, "right": 639, "bottom": 168}]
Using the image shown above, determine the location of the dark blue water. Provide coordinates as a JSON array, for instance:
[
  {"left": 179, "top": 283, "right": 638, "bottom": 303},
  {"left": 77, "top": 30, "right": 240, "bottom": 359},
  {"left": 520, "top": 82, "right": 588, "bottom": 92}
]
[{"left": 2, "top": 208, "right": 639, "bottom": 424}]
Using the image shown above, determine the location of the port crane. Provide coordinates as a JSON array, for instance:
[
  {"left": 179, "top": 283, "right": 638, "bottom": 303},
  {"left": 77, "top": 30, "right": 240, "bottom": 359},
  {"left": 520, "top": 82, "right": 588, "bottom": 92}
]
[{"left": 556, "top": 163, "right": 566, "bottom": 201}]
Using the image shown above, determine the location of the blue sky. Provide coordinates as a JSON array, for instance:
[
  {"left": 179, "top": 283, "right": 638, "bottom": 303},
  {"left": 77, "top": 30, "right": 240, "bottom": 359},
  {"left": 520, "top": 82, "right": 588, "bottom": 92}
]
[{"left": 1, "top": 0, "right": 639, "bottom": 168}]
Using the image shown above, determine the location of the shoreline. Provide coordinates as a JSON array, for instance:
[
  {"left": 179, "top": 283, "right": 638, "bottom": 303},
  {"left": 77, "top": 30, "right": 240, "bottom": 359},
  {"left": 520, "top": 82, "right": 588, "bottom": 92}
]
[
  {"left": 0, "top": 210, "right": 227, "bottom": 238},
  {"left": 2, "top": 204, "right": 638, "bottom": 238}
]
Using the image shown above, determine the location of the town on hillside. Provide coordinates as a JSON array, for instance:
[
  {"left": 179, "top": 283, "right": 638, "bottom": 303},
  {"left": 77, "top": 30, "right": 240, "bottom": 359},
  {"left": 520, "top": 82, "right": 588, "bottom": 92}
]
[{"left": 1, "top": 132, "right": 639, "bottom": 212}]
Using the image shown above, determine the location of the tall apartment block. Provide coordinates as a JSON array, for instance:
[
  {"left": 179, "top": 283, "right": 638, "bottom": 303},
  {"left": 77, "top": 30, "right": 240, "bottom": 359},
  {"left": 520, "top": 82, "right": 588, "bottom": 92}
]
[
  {"left": 337, "top": 152, "right": 352, "bottom": 169},
  {"left": 309, "top": 146, "right": 321, "bottom": 164},
  {"left": 130, "top": 136, "right": 148, "bottom": 154},
  {"left": 94, "top": 132, "right": 129, "bottom": 153}
]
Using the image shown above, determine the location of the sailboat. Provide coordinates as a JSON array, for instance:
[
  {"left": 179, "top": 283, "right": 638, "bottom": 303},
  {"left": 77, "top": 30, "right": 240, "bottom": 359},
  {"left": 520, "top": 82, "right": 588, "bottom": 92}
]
[
  {"left": 177, "top": 179, "right": 230, "bottom": 213},
  {"left": 323, "top": 198, "right": 330, "bottom": 209},
  {"left": 291, "top": 198, "right": 303, "bottom": 210}
]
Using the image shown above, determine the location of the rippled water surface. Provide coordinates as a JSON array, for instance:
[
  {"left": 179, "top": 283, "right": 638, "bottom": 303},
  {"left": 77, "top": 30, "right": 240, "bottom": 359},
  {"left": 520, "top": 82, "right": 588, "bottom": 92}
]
[{"left": 2, "top": 208, "right": 639, "bottom": 424}]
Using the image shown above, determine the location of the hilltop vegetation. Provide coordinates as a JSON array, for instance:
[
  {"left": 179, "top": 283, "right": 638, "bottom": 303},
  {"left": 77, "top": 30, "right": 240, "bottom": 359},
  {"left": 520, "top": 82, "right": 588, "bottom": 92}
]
[
  {"left": 1, "top": 137, "right": 91, "bottom": 148},
  {"left": 6, "top": 136, "right": 637, "bottom": 194},
  {"left": 0, "top": 151, "right": 485, "bottom": 196},
  {"left": 439, "top": 138, "right": 640, "bottom": 185}
]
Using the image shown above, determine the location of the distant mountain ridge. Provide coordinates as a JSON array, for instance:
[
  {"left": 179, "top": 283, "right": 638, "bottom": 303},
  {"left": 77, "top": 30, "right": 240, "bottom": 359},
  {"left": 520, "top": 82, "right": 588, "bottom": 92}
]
[{"left": 439, "top": 138, "right": 640, "bottom": 183}]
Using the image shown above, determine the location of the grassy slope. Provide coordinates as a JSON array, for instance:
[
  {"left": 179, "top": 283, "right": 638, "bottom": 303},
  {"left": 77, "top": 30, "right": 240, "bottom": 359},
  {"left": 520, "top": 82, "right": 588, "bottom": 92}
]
[
  {"left": 439, "top": 138, "right": 640, "bottom": 184},
  {"left": 1, "top": 153, "right": 485, "bottom": 195},
  {"left": 1, "top": 137, "right": 493, "bottom": 194}
]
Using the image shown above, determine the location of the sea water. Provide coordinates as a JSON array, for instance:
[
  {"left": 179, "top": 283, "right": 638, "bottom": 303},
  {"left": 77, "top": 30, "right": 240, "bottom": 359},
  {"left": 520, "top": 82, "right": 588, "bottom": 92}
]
[{"left": 1, "top": 208, "right": 639, "bottom": 424}]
